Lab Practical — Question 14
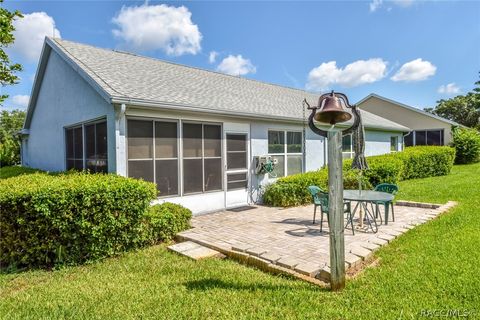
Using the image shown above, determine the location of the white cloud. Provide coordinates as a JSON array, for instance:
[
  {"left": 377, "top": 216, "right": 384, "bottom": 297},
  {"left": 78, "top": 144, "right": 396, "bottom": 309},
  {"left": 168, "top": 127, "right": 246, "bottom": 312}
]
[
  {"left": 216, "top": 55, "right": 256, "bottom": 76},
  {"left": 11, "top": 95, "right": 30, "bottom": 108},
  {"left": 11, "top": 12, "right": 61, "bottom": 62},
  {"left": 393, "top": 0, "right": 414, "bottom": 7},
  {"left": 306, "top": 58, "right": 387, "bottom": 91},
  {"left": 391, "top": 58, "right": 436, "bottom": 82},
  {"left": 438, "top": 83, "right": 461, "bottom": 95},
  {"left": 370, "top": 0, "right": 383, "bottom": 12},
  {"left": 112, "top": 4, "right": 202, "bottom": 56},
  {"left": 370, "top": 0, "right": 415, "bottom": 12},
  {"left": 208, "top": 51, "right": 218, "bottom": 64}
]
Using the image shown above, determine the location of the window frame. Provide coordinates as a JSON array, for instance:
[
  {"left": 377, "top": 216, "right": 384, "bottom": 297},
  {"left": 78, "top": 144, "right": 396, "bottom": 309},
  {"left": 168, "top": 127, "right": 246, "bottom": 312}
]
[
  {"left": 64, "top": 117, "right": 108, "bottom": 172},
  {"left": 267, "top": 130, "right": 304, "bottom": 178},
  {"left": 390, "top": 136, "right": 399, "bottom": 152},
  {"left": 181, "top": 121, "right": 223, "bottom": 195},
  {"left": 126, "top": 117, "right": 181, "bottom": 197},
  {"left": 126, "top": 117, "right": 224, "bottom": 197},
  {"left": 405, "top": 129, "right": 444, "bottom": 147},
  {"left": 225, "top": 133, "right": 249, "bottom": 191},
  {"left": 342, "top": 134, "right": 354, "bottom": 159}
]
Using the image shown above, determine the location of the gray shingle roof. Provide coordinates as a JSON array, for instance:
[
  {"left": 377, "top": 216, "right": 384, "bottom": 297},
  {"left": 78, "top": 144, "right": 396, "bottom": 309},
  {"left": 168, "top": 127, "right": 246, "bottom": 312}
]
[{"left": 37, "top": 38, "right": 410, "bottom": 132}]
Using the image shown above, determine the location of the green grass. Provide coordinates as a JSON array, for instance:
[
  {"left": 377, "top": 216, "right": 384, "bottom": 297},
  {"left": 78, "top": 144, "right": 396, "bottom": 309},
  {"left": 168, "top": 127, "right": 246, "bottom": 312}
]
[{"left": 1, "top": 163, "right": 479, "bottom": 319}]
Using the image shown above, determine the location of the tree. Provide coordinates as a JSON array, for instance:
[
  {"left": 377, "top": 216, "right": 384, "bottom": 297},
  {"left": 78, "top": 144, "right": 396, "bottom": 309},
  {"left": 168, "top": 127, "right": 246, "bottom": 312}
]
[
  {"left": 0, "top": 109, "right": 26, "bottom": 166},
  {"left": 426, "top": 73, "right": 480, "bottom": 129},
  {"left": 0, "top": 0, "right": 23, "bottom": 105}
]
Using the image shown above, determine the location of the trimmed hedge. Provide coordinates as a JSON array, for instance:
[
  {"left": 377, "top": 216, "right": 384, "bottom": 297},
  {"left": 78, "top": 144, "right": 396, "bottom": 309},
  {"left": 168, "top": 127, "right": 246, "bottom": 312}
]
[
  {"left": 0, "top": 172, "right": 157, "bottom": 269},
  {"left": 143, "top": 203, "right": 192, "bottom": 243},
  {"left": 263, "top": 169, "right": 371, "bottom": 207},
  {"left": 263, "top": 146, "right": 455, "bottom": 207}
]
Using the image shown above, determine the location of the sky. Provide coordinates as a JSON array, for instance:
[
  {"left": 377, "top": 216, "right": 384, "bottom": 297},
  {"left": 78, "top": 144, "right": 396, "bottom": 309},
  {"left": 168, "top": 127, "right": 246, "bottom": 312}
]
[{"left": 1, "top": 0, "right": 480, "bottom": 112}]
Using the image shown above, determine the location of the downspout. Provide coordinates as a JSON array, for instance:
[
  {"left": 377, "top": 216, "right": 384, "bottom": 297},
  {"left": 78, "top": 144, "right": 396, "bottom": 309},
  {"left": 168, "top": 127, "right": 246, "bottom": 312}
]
[{"left": 115, "top": 103, "right": 127, "bottom": 176}]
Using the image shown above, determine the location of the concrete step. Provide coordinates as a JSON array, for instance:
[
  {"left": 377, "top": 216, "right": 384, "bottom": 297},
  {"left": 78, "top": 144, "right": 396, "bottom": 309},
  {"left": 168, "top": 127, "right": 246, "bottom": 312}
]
[{"left": 168, "top": 241, "right": 225, "bottom": 260}]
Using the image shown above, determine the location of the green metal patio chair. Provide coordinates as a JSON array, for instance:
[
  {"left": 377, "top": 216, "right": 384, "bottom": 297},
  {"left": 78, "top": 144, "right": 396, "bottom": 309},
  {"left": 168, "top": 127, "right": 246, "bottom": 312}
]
[
  {"left": 307, "top": 186, "right": 355, "bottom": 234},
  {"left": 373, "top": 183, "right": 399, "bottom": 224}
]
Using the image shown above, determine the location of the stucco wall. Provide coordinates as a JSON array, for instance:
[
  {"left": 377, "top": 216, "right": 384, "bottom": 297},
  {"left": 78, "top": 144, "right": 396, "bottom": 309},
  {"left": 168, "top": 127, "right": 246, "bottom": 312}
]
[
  {"left": 364, "top": 130, "right": 403, "bottom": 156},
  {"left": 359, "top": 96, "right": 453, "bottom": 144},
  {"left": 24, "top": 51, "right": 115, "bottom": 172}
]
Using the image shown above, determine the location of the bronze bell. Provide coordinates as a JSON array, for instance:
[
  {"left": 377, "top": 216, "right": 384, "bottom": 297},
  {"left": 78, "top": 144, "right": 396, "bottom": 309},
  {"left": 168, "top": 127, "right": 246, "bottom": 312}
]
[{"left": 314, "top": 92, "right": 352, "bottom": 125}]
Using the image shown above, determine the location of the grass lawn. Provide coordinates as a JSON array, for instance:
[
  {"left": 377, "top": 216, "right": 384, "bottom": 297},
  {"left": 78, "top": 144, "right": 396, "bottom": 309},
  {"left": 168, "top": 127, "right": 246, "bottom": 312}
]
[{"left": 1, "top": 163, "right": 479, "bottom": 319}]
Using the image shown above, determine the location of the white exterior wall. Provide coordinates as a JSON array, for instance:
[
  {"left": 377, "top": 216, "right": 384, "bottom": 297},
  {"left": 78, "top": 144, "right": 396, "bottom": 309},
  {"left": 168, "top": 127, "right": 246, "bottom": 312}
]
[
  {"left": 23, "top": 51, "right": 115, "bottom": 172},
  {"left": 364, "top": 130, "right": 403, "bottom": 156}
]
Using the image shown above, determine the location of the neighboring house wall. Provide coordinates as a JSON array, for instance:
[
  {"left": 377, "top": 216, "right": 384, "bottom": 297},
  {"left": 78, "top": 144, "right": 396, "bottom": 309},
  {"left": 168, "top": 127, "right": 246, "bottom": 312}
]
[
  {"left": 24, "top": 51, "right": 115, "bottom": 172},
  {"left": 359, "top": 96, "right": 453, "bottom": 145}
]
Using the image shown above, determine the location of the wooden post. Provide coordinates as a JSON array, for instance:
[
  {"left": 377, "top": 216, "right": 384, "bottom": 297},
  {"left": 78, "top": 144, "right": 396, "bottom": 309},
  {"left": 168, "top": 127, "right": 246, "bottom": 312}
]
[{"left": 327, "top": 130, "right": 345, "bottom": 291}]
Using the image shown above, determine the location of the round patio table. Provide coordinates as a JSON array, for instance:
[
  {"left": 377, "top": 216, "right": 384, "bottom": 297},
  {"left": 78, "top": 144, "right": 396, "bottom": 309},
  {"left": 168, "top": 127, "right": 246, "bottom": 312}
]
[{"left": 343, "top": 190, "right": 394, "bottom": 233}]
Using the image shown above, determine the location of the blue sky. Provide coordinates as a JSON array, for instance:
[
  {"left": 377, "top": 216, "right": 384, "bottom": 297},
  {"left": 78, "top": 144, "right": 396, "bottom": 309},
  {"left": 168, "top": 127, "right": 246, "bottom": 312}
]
[{"left": 2, "top": 0, "right": 480, "bottom": 111}]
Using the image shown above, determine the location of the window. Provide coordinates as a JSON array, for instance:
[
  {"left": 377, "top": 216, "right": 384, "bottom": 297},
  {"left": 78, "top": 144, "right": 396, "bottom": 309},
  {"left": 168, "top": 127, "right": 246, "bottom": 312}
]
[
  {"left": 65, "top": 120, "right": 108, "bottom": 172},
  {"left": 342, "top": 134, "right": 353, "bottom": 159},
  {"left": 405, "top": 130, "right": 444, "bottom": 146},
  {"left": 404, "top": 133, "right": 414, "bottom": 147},
  {"left": 183, "top": 123, "right": 222, "bottom": 194},
  {"left": 127, "top": 119, "right": 179, "bottom": 196},
  {"left": 390, "top": 136, "right": 399, "bottom": 152},
  {"left": 66, "top": 126, "right": 83, "bottom": 170},
  {"left": 268, "top": 130, "right": 303, "bottom": 177}
]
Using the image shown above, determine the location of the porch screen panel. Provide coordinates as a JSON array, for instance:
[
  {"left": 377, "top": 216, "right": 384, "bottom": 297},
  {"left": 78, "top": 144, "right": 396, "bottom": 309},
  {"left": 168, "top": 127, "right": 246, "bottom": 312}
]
[
  {"left": 415, "top": 130, "right": 426, "bottom": 145},
  {"left": 155, "top": 121, "right": 178, "bottom": 196},
  {"left": 65, "top": 126, "right": 83, "bottom": 170},
  {"left": 427, "top": 130, "right": 442, "bottom": 146},
  {"left": 127, "top": 120, "right": 154, "bottom": 183},
  {"left": 84, "top": 122, "right": 108, "bottom": 173},
  {"left": 183, "top": 123, "right": 223, "bottom": 194},
  {"left": 404, "top": 133, "right": 414, "bottom": 147}
]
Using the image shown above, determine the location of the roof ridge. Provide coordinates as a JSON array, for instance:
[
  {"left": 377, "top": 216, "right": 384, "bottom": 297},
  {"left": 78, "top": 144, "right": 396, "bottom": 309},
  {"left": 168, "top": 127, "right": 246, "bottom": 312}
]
[{"left": 52, "top": 38, "right": 318, "bottom": 97}]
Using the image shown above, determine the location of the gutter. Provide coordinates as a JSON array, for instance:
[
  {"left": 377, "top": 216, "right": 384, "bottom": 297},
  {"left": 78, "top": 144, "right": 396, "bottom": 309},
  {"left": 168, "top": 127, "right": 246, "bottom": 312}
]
[{"left": 111, "top": 97, "right": 409, "bottom": 132}]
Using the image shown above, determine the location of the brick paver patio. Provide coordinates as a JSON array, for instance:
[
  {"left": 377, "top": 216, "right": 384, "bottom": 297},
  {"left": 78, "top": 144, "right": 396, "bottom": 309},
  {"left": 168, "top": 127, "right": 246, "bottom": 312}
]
[{"left": 178, "top": 201, "right": 456, "bottom": 284}]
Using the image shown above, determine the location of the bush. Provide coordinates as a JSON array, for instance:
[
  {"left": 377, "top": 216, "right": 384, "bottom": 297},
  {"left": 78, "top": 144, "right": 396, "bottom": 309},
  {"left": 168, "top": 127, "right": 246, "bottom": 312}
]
[
  {"left": 263, "top": 146, "right": 455, "bottom": 207},
  {"left": 0, "top": 136, "right": 20, "bottom": 167},
  {"left": 399, "top": 146, "right": 455, "bottom": 179},
  {"left": 451, "top": 127, "right": 480, "bottom": 164},
  {"left": 143, "top": 203, "right": 192, "bottom": 243},
  {"left": 0, "top": 172, "right": 157, "bottom": 269},
  {"left": 0, "top": 165, "right": 44, "bottom": 179},
  {"left": 262, "top": 168, "right": 370, "bottom": 207}
]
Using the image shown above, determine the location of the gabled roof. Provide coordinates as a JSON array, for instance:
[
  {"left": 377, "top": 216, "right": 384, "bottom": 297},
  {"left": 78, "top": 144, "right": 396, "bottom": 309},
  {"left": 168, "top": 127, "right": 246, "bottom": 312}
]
[
  {"left": 357, "top": 93, "right": 461, "bottom": 126},
  {"left": 25, "top": 38, "right": 410, "bottom": 132}
]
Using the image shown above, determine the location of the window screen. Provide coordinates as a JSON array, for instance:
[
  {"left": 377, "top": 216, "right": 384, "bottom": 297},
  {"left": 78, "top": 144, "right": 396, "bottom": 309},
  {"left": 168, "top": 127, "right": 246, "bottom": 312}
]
[
  {"left": 427, "top": 130, "right": 442, "bottom": 146},
  {"left": 85, "top": 122, "right": 108, "bottom": 173},
  {"left": 404, "top": 133, "right": 414, "bottom": 147},
  {"left": 390, "top": 136, "right": 398, "bottom": 152},
  {"left": 227, "top": 173, "right": 248, "bottom": 190},
  {"left": 287, "top": 132, "right": 302, "bottom": 153},
  {"left": 183, "top": 123, "right": 223, "bottom": 194},
  {"left": 128, "top": 120, "right": 179, "bottom": 196},
  {"left": 268, "top": 131, "right": 284, "bottom": 153},
  {"left": 415, "top": 130, "right": 427, "bottom": 145},
  {"left": 226, "top": 134, "right": 247, "bottom": 170},
  {"left": 65, "top": 126, "right": 83, "bottom": 170}
]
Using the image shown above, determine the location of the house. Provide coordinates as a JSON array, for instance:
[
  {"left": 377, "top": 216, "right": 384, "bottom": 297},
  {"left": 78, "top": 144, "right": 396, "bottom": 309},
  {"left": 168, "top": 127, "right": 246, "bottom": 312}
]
[
  {"left": 21, "top": 38, "right": 410, "bottom": 214},
  {"left": 357, "top": 93, "right": 460, "bottom": 146}
]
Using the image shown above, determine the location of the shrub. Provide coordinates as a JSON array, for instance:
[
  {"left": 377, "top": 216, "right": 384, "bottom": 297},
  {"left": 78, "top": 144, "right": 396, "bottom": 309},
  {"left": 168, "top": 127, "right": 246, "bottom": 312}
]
[
  {"left": 451, "top": 127, "right": 480, "bottom": 164},
  {"left": 399, "top": 146, "right": 455, "bottom": 179},
  {"left": 344, "top": 154, "right": 404, "bottom": 186},
  {"left": 0, "top": 136, "right": 20, "bottom": 167},
  {"left": 0, "top": 172, "right": 157, "bottom": 269},
  {"left": 262, "top": 168, "right": 370, "bottom": 207},
  {"left": 263, "top": 146, "right": 455, "bottom": 207},
  {"left": 143, "top": 203, "right": 192, "bottom": 243},
  {"left": 0, "top": 165, "right": 44, "bottom": 179}
]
